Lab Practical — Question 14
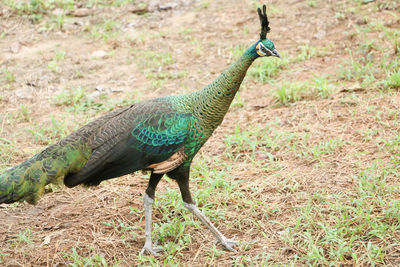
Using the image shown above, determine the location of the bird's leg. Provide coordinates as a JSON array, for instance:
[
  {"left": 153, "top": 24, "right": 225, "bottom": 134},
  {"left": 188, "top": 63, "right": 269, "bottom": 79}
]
[
  {"left": 140, "top": 172, "right": 163, "bottom": 256},
  {"left": 176, "top": 172, "right": 238, "bottom": 252},
  {"left": 183, "top": 202, "right": 238, "bottom": 252}
]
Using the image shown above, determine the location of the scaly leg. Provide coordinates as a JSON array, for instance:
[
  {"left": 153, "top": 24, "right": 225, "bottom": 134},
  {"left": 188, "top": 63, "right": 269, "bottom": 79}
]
[
  {"left": 169, "top": 166, "right": 238, "bottom": 252},
  {"left": 184, "top": 202, "right": 238, "bottom": 252},
  {"left": 140, "top": 173, "right": 163, "bottom": 256}
]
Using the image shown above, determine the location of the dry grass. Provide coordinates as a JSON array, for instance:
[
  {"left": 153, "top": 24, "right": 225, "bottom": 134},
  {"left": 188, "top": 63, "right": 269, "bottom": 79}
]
[{"left": 1, "top": 0, "right": 400, "bottom": 265}]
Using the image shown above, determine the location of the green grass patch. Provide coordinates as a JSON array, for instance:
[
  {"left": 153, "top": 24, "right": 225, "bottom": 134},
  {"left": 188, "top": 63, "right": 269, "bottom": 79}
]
[
  {"left": 89, "top": 19, "right": 120, "bottom": 42},
  {"left": 281, "top": 161, "right": 400, "bottom": 265},
  {"left": 63, "top": 247, "right": 120, "bottom": 267},
  {"left": 249, "top": 54, "right": 288, "bottom": 83},
  {"left": 384, "top": 70, "right": 400, "bottom": 90}
]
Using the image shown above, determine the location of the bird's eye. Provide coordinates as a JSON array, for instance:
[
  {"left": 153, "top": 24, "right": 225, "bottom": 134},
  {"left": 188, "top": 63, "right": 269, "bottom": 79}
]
[
  {"left": 260, "top": 46, "right": 267, "bottom": 53},
  {"left": 257, "top": 42, "right": 271, "bottom": 56}
]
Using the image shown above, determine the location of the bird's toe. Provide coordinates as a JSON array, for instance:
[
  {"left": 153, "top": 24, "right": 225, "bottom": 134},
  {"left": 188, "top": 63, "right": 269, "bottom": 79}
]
[
  {"left": 140, "top": 244, "right": 163, "bottom": 256},
  {"left": 217, "top": 237, "right": 238, "bottom": 252}
]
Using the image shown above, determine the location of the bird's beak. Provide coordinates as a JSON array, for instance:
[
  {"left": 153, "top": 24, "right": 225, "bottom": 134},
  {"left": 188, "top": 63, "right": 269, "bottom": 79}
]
[{"left": 272, "top": 49, "right": 281, "bottom": 58}]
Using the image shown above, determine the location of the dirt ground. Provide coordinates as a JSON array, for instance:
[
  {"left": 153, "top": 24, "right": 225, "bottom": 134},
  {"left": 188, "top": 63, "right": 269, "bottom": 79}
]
[{"left": 1, "top": 0, "right": 400, "bottom": 266}]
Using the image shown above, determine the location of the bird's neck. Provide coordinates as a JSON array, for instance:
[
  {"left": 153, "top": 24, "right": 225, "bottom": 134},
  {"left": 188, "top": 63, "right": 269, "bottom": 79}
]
[{"left": 192, "top": 42, "right": 259, "bottom": 129}]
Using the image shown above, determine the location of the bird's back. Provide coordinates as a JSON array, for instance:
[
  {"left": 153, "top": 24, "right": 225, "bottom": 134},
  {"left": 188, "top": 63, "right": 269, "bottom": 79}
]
[{"left": 64, "top": 96, "right": 193, "bottom": 187}]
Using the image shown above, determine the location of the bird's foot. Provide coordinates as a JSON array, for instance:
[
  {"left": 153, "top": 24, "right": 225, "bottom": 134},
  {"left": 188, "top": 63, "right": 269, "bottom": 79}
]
[
  {"left": 216, "top": 237, "right": 238, "bottom": 252},
  {"left": 140, "top": 242, "right": 163, "bottom": 256}
]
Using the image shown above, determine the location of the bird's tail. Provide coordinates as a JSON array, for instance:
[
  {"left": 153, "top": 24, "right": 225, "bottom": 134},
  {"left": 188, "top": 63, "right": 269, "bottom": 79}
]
[{"left": 0, "top": 141, "right": 90, "bottom": 204}]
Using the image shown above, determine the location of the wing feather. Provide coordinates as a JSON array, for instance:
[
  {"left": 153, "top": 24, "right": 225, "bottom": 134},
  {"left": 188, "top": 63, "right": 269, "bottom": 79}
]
[{"left": 64, "top": 98, "right": 192, "bottom": 187}]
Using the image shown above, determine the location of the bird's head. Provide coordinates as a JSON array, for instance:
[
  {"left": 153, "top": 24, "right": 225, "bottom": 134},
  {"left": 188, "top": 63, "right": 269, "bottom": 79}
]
[{"left": 254, "top": 5, "right": 280, "bottom": 58}]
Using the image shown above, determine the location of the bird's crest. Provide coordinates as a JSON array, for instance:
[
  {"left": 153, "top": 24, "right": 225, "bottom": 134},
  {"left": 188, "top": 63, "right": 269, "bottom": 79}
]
[{"left": 257, "top": 4, "right": 270, "bottom": 40}]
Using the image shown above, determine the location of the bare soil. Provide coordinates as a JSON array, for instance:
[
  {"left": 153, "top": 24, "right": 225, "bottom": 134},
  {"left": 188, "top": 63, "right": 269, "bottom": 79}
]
[{"left": 1, "top": 0, "right": 400, "bottom": 266}]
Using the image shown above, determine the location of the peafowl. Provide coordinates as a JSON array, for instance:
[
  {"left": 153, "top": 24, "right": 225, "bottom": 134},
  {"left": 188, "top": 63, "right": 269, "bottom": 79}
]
[{"left": 0, "top": 5, "right": 279, "bottom": 255}]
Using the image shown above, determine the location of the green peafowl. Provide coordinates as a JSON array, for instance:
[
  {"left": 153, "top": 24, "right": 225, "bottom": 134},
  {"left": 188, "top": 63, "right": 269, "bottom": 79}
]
[{"left": 0, "top": 5, "right": 279, "bottom": 255}]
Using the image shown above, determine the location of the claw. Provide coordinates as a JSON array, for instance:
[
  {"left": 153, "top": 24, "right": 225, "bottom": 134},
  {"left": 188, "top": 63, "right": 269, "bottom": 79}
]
[
  {"left": 140, "top": 243, "right": 163, "bottom": 256},
  {"left": 216, "top": 237, "right": 238, "bottom": 252}
]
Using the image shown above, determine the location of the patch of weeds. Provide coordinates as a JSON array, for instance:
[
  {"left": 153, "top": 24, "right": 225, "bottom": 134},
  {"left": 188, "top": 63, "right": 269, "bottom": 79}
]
[
  {"left": 102, "top": 219, "right": 138, "bottom": 245},
  {"left": 224, "top": 124, "right": 260, "bottom": 160},
  {"left": 150, "top": 188, "right": 196, "bottom": 255},
  {"left": 134, "top": 49, "right": 176, "bottom": 80},
  {"left": 141, "top": 50, "right": 175, "bottom": 69},
  {"left": 1, "top": 68, "right": 15, "bottom": 84},
  {"left": 191, "top": 156, "right": 241, "bottom": 200},
  {"left": 278, "top": 176, "right": 300, "bottom": 194},
  {"left": 63, "top": 247, "right": 119, "bottom": 267},
  {"left": 307, "top": 0, "right": 317, "bottom": 7},
  {"left": 275, "top": 82, "right": 306, "bottom": 105},
  {"left": 358, "top": 39, "right": 381, "bottom": 55},
  {"left": 311, "top": 76, "right": 334, "bottom": 98},
  {"left": 201, "top": 0, "right": 210, "bottom": 9},
  {"left": 4, "top": 0, "right": 46, "bottom": 22},
  {"left": 89, "top": 19, "right": 120, "bottom": 43},
  {"left": 85, "top": 0, "right": 135, "bottom": 8},
  {"left": 383, "top": 70, "right": 400, "bottom": 90},
  {"left": 281, "top": 161, "right": 400, "bottom": 265},
  {"left": 47, "top": 49, "right": 66, "bottom": 73},
  {"left": 0, "top": 138, "right": 19, "bottom": 169},
  {"left": 111, "top": 0, "right": 135, "bottom": 7},
  {"left": 18, "top": 104, "right": 32, "bottom": 122},
  {"left": 394, "top": 39, "right": 400, "bottom": 55},
  {"left": 136, "top": 254, "right": 159, "bottom": 266},
  {"left": 85, "top": 0, "right": 107, "bottom": 8},
  {"left": 231, "top": 92, "right": 246, "bottom": 108},
  {"left": 230, "top": 45, "right": 247, "bottom": 60},
  {"left": 300, "top": 138, "right": 346, "bottom": 163},
  {"left": 206, "top": 245, "right": 225, "bottom": 265},
  {"left": 224, "top": 122, "right": 293, "bottom": 163},
  {"left": 28, "top": 115, "right": 70, "bottom": 145},
  {"left": 145, "top": 70, "right": 188, "bottom": 82},
  {"left": 179, "top": 27, "right": 194, "bottom": 41},
  {"left": 74, "top": 69, "right": 84, "bottom": 79},
  {"left": 384, "top": 132, "right": 400, "bottom": 156},
  {"left": 44, "top": 14, "right": 67, "bottom": 31},
  {"left": 11, "top": 228, "right": 34, "bottom": 246},
  {"left": 249, "top": 53, "right": 289, "bottom": 83},
  {"left": 54, "top": 49, "right": 66, "bottom": 60},
  {"left": 54, "top": 86, "right": 86, "bottom": 106},
  {"left": 377, "top": 0, "right": 399, "bottom": 10},
  {"left": 294, "top": 43, "right": 335, "bottom": 63},
  {"left": 357, "top": 128, "right": 379, "bottom": 142},
  {"left": 47, "top": 60, "right": 60, "bottom": 73},
  {"left": 338, "top": 49, "right": 377, "bottom": 87},
  {"left": 335, "top": 11, "right": 346, "bottom": 20},
  {"left": 54, "top": 87, "right": 105, "bottom": 114},
  {"left": 278, "top": 76, "right": 336, "bottom": 102},
  {"left": 295, "top": 44, "right": 318, "bottom": 62},
  {"left": 233, "top": 253, "right": 273, "bottom": 266}
]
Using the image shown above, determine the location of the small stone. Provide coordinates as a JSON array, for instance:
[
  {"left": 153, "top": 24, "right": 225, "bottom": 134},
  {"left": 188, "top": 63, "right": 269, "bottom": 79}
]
[
  {"left": 52, "top": 8, "right": 65, "bottom": 16},
  {"left": 313, "top": 30, "right": 326, "bottom": 40},
  {"left": 95, "top": 85, "right": 106, "bottom": 92},
  {"left": 42, "top": 234, "right": 52, "bottom": 245},
  {"left": 10, "top": 41, "right": 21, "bottom": 53},
  {"left": 130, "top": 5, "right": 149, "bottom": 14},
  {"left": 71, "top": 8, "right": 92, "bottom": 17},
  {"left": 159, "top": 2, "right": 178, "bottom": 10},
  {"left": 255, "top": 151, "right": 274, "bottom": 161},
  {"left": 91, "top": 50, "right": 107, "bottom": 58}
]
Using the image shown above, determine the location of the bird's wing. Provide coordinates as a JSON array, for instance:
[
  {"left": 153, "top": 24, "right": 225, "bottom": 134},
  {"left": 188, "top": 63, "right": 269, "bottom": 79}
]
[
  {"left": 64, "top": 99, "right": 192, "bottom": 187},
  {"left": 129, "top": 112, "right": 191, "bottom": 155}
]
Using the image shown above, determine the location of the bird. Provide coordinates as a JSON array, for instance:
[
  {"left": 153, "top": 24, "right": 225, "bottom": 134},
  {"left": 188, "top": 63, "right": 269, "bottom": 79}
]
[{"left": 0, "top": 4, "right": 280, "bottom": 255}]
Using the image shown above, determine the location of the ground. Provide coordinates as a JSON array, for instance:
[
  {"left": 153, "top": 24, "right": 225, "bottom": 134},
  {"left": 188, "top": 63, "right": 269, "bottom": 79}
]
[{"left": 0, "top": 0, "right": 400, "bottom": 266}]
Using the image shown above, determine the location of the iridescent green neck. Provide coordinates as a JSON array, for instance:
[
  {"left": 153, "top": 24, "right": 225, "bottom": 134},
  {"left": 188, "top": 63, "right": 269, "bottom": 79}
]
[{"left": 190, "top": 42, "right": 259, "bottom": 129}]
